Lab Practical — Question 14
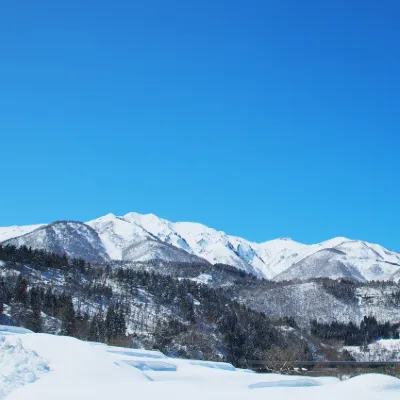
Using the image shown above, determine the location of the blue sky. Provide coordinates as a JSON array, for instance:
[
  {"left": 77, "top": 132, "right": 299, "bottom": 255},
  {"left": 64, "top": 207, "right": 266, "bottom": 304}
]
[{"left": 1, "top": 1, "right": 399, "bottom": 250}]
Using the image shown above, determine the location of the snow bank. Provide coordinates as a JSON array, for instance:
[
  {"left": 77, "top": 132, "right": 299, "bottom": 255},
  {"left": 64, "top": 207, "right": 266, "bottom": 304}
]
[
  {"left": 338, "top": 373, "right": 400, "bottom": 392},
  {"left": 0, "top": 328, "right": 399, "bottom": 400},
  {"left": 0, "top": 326, "right": 33, "bottom": 336},
  {"left": 0, "top": 334, "right": 49, "bottom": 398}
]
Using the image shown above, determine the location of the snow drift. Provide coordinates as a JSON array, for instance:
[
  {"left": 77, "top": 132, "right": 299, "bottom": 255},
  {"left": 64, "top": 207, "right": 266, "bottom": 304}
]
[{"left": 0, "top": 326, "right": 399, "bottom": 400}]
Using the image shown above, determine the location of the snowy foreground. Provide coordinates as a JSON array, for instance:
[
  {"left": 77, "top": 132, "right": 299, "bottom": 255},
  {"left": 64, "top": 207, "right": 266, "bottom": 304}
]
[{"left": 1, "top": 326, "right": 399, "bottom": 400}]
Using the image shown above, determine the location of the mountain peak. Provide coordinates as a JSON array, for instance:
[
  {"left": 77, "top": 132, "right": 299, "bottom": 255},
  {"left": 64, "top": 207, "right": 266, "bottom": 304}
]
[{"left": 1, "top": 212, "right": 399, "bottom": 282}]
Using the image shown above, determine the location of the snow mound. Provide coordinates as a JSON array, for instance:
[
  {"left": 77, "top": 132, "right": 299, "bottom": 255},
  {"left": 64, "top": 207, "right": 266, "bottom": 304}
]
[
  {"left": 0, "top": 326, "right": 33, "bottom": 336},
  {"left": 0, "top": 334, "right": 49, "bottom": 398},
  {"left": 340, "top": 373, "right": 400, "bottom": 392},
  {"left": 1, "top": 329, "right": 400, "bottom": 399}
]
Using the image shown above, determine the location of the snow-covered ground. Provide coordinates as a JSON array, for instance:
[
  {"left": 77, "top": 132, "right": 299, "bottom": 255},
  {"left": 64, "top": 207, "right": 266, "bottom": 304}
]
[
  {"left": 0, "top": 326, "right": 399, "bottom": 399},
  {"left": 345, "top": 339, "right": 400, "bottom": 362},
  {"left": 0, "top": 327, "right": 49, "bottom": 398}
]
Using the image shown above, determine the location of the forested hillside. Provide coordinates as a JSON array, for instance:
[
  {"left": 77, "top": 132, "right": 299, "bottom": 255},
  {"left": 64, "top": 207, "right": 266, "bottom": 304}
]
[
  {"left": 1, "top": 244, "right": 399, "bottom": 366},
  {"left": 0, "top": 245, "right": 311, "bottom": 366}
]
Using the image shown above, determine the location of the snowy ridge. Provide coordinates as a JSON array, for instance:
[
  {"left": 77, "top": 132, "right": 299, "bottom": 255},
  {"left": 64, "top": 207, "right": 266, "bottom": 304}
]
[
  {"left": 122, "top": 239, "right": 209, "bottom": 264},
  {"left": 391, "top": 269, "right": 400, "bottom": 283},
  {"left": 1, "top": 212, "right": 400, "bottom": 281},
  {"left": 0, "top": 225, "right": 43, "bottom": 244},
  {"left": 2, "top": 221, "right": 110, "bottom": 263}
]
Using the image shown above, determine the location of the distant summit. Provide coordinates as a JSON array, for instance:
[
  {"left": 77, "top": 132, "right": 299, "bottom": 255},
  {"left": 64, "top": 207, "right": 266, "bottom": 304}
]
[{"left": 1, "top": 212, "right": 399, "bottom": 281}]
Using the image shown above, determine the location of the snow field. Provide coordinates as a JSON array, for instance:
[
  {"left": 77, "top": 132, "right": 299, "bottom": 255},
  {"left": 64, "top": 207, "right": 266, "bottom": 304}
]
[
  {"left": 0, "top": 327, "right": 399, "bottom": 400},
  {"left": 0, "top": 332, "right": 49, "bottom": 398},
  {"left": 345, "top": 339, "right": 400, "bottom": 361}
]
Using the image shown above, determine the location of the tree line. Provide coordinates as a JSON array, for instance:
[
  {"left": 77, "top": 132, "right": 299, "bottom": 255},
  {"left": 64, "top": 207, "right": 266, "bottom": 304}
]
[
  {"left": 0, "top": 244, "right": 309, "bottom": 366},
  {"left": 311, "top": 316, "right": 400, "bottom": 346}
]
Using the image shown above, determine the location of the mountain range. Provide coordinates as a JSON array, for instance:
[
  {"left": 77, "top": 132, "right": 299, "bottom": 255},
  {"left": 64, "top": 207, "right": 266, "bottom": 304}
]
[{"left": 0, "top": 212, "right": 399, "bottom": 282}]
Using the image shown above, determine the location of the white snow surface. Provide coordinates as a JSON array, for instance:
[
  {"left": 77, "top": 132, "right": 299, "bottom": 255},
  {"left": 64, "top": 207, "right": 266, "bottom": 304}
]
[
  {"left": 345, "top": 339, "right": 400, "bottom": 362},
  {"left": 190, "top": 274, "right": 213, "bottom": 285},
  {"left": 1, "top": 327, "right": 399, "bottom": 399},
  {"left": 0, "top": 225, "right": 43, "bottom": 243},
  {"left": 0, "top": 331, "right": 49, "bottom": 398},
  {"left": 1, "top": 212, "right": 400, "bottom": 280}
]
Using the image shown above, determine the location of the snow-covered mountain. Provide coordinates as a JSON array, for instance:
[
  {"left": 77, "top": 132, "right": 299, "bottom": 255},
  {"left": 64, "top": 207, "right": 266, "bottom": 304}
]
[
  {"left": 2, "top": 221, "right": 110, "bottom": 263},
  {"left": 0, "top": 212, "right": 399, "bottom": 281},
  {"left": 0, "top": 224, "right": 44, "bottom": 243},
  {"left": 273, "top": 248, "right": 367, "bottom": 282},
  {"left": 122, "top": 239, "right": 209, "bottom": 264},
  {"left": 86, "top": 212, "right": 400, "bottom": 281},
  {"left": 273, "top": 240, "right": 400, "bottom": 282},
  {"left": 391, "top": 268, "right": 400, "bottom": 283}
]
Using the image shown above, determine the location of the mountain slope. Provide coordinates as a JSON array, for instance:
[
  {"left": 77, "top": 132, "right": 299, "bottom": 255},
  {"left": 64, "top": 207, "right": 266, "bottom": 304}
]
[
  {"left": 1, "top": 212, "right": 399, "bottom": 281},
  {"left": 2, "top": 221, "right": 110, "bottom": 263},
  {"left": 87, "top": 213, "right": 400, "bottom": 281},
  {"left": 87, "top": 213, "right": 157, "bottom": 259},
  {"left": 391, "top": 269, "right": 400, "bottom": 283},
  {"left": 333, "top": 240, "right": 400, "bottom": 280},
  {"left": 0, "top": 224, "right": 44, "bottom": 243},
  {"left": 118, "top": 213, "right": 271, "bottom": 276},
  {"left": 273, "top": 248, "right": 366, "bottom": 282},
  {"left": 122, "top": 239, "right": 210, "bottom": 264}
]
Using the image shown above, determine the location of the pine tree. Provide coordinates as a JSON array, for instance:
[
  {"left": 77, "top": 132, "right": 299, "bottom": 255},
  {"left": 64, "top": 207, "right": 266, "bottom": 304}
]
[
  {"left": 105, "top": 303, "right": 127, "bottom": 345},
  {"left": 43, "top": 288, "right": 55, "bottom": 316},
  {"left": 60, "top": 295, "right": 76, "bottom": 336},
  {"left": 75, "top": 312, "right": 90, "bottom": 340},
  {"left": 105, "top": 305, "right": 116, "bottom": 343},
  {"left": 88, "top": 313, "right": 106, "bottom": 342},
  {"left": 27, "top": 288, "right": 42, "bottom": 332},
  {"left": 0, "top": 278, "right": 5, "bottom": 315},
  {"left": 14, "top": 275, "right": 28, "bottom": 305}
]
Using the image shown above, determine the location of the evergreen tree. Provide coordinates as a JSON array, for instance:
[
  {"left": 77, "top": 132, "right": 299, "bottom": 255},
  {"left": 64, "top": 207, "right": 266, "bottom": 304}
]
[
  {"left": 60, "top": 295, "right": 76, "bottom": 336},
  {"left": 75, "top": 311, "right": 90, "bottom": 340},
  {"left": 105, "top": 305, "right": 116, "bottom": 343},
  {"left": 13, "top": 275, "right": 28, "bottom": 305},
  {"left": 105, "top": 303, "right": 126, "bottom": 344},
  {"left": 43, "top": 288, "right": 55, "bottom": 316},
  {"left": 0, "top": 278, "right": 5, "bottom": 315},
  {"left": 88, "top": 313, "right": 106, "bottom": 342},
  {"left": 27, "top": 288, "right": 42, "bottom": 332}
]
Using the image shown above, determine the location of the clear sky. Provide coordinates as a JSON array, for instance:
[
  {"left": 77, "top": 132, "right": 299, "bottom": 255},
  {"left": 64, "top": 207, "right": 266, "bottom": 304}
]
[{"left": 1, "top": 1, "right": 399, "bottom": 250}]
